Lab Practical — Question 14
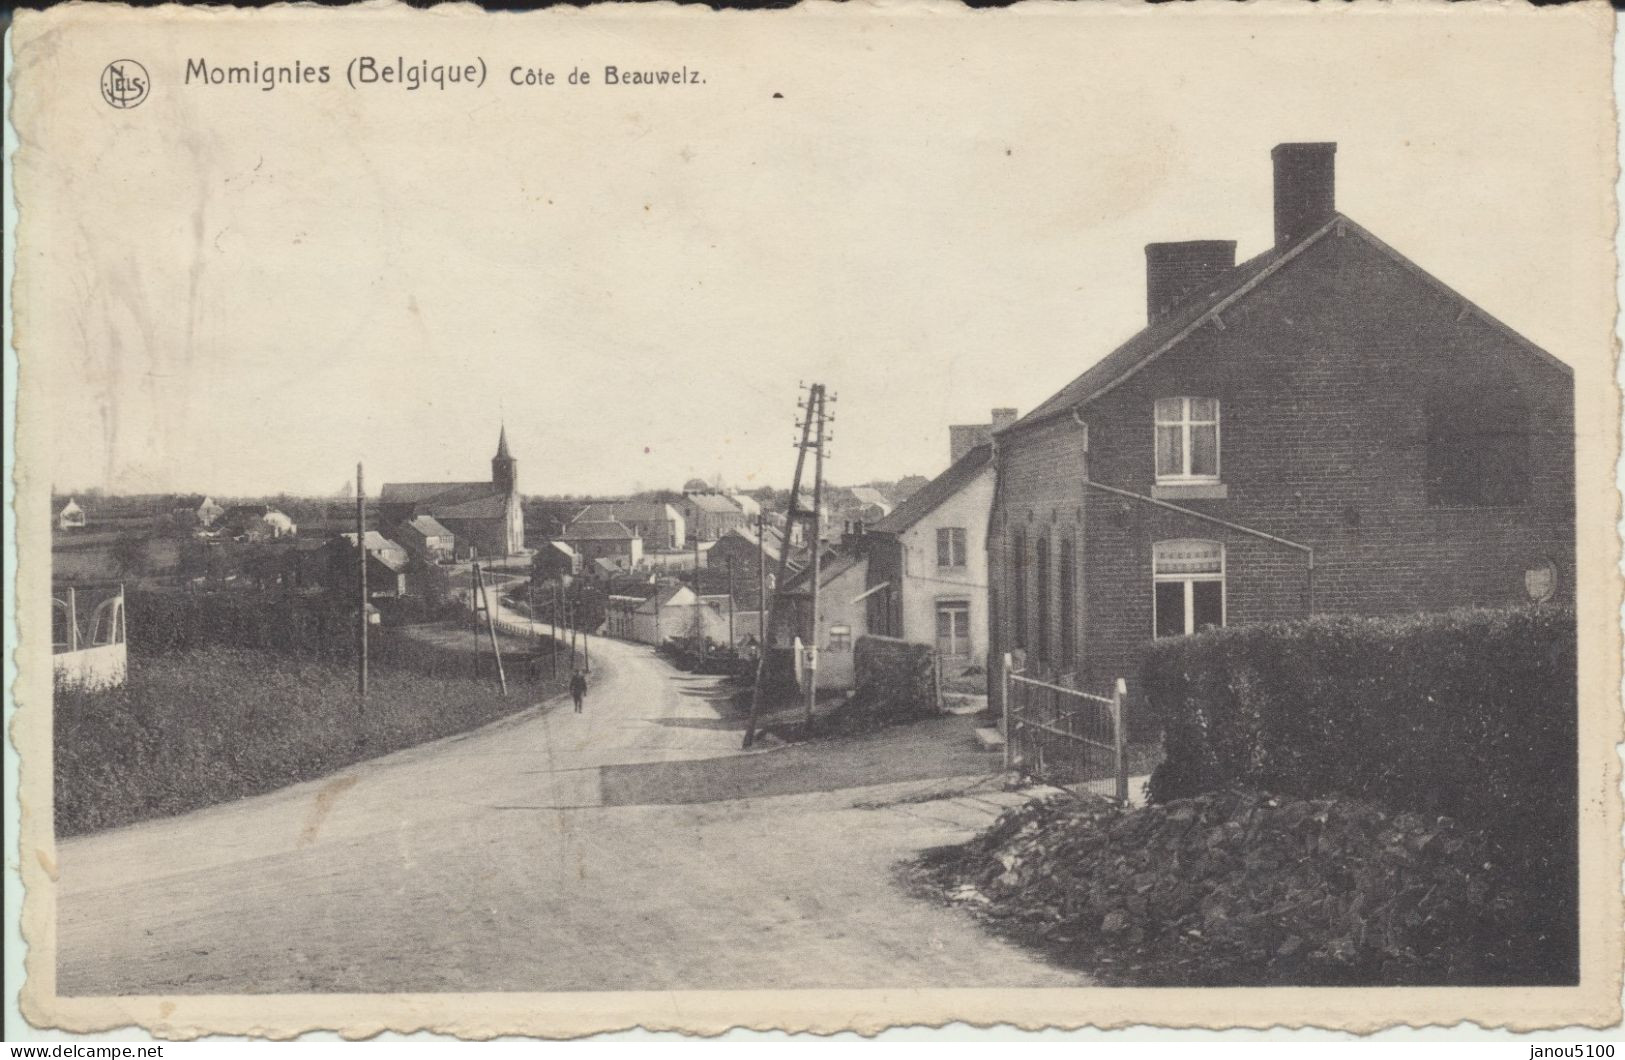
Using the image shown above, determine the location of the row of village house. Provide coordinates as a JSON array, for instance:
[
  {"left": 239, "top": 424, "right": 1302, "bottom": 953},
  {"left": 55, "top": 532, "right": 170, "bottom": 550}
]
[
  {"left": 771, "top": 143, "right": 1574, "bottom": 718},
  {"left": 55, "top": 143, "right": 1576, "bottom": 721}
]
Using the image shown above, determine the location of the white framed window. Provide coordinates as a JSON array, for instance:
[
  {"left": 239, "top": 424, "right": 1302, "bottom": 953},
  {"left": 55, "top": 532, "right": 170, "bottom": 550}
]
[
  {"left": 1155, "top": 397, "right": 1221, "bottom": 483},
  {"left": 936, "top": 601, "right": 971, "bottom": 657},
  {"left": 936, "top": 526, "right": 967, "bottom": 569},
  {"left": 828, "top": 624, "right": 852, "bottom": 652},
  {"left": 1152, "top": 539, "right": 1225, "bottom": 638}
]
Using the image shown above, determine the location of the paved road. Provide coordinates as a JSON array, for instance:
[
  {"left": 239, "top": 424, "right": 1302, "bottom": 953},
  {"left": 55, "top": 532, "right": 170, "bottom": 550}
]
[{"left": 57, "top": 624, "right": 1086, "bottom": 993}]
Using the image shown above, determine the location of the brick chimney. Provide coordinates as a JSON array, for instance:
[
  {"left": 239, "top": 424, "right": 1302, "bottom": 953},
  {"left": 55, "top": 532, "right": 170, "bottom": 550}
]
[
  {"left": 949, "top": 409, "right": 1021, "bottom": 464},
  {"left": 1145, "top": 240, "right": 1237, "bottom": 323},
  {"left": 1272, "top": 142, "right": 1337, "bottom": 249}
]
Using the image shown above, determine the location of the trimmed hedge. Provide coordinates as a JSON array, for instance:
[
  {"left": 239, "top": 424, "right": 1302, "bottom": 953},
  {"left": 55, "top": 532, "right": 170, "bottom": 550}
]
[
  {"left": 853, "top": 635, "right": 938, "bottom": 719},
  {"left": 1143, "top": 606, "right": 1577, "bottom": 981},
  {"left": 128, "top": 588, "right": 356, "bottom": 660}
]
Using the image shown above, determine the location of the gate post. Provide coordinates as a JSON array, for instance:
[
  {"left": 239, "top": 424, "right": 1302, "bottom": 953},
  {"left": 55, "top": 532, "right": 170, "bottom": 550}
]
[
  {"left": 1113, "top": 677, "right": 1129, "bottom": 803},
  {"left": 1001, "top": 652, "right": 1014, "bottom": 772}
]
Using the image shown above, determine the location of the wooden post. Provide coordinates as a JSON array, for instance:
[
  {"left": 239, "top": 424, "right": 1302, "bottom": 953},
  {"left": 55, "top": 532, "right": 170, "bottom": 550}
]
[
  {"left": 756, "top": 514, "right": 766, "bottom": 648},
  {"left": 552, "top": 583, "right": 561, "bottom": 677},
  {"left": 745, "top": 385, "right": 818, "bottom": 750},
  {"left": 727, "top": 559, "right": 736, "bottom": 650},
  {"left": 803, "top": 385, "right": 828, "bottom": 727},
  {"left": 356, "top": 462, "right": 368, "bottom": 705},
  {"left": 1113, "top": 677, "right": 1129, "bottom": 803},
  {"left": 580, "top": 584, "right": 591, "bottom": 673},
  {"left": 1002, "top": 652, "right": 1014, "bottom": 773},
  {"left": 65, "top": 587, "right": 77, "bottom": 653},
  {"left": 474, "top": 563, "right": 508, "bottom": 695}
]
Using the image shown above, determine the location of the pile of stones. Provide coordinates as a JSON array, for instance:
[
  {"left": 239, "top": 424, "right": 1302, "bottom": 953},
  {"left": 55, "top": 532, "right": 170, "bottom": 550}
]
[{"left": 930, "top": 789, "right": 1524, "bottom": 986}]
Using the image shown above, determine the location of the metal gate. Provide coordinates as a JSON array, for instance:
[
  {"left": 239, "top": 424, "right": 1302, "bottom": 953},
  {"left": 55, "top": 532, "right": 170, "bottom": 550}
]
[{"left": 1002, "top": 654, "right": 1127, "bottom": 801}]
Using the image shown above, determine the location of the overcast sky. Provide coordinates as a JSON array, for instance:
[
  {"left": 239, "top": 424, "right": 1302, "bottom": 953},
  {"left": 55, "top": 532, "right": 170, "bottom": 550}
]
[{"left": 21, "top": 4, "right": 1614, "bottom": 499}]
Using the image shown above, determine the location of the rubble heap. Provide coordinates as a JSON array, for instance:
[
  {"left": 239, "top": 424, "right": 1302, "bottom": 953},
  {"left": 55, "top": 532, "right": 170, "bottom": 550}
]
[{"left": 924, "top": 789, "right": 1531, "bottom": 986}]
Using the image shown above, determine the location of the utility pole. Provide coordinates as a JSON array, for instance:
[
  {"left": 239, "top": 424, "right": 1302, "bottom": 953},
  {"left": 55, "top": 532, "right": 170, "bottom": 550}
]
[
  {"left": 804, "top": 386, "right": 831, "bottom": 726},
  {"left": 553, "top": 583, "right": 562, "bottom": 677},
  {"left": 580, "top": 583, "right": 591, "bottom": 673},
  {"left": 727, "top": 558, "right": 736, "bottom": 650},
  {"left": 356, "top": 462, "right": 368, "bottom": 707},
  {"left": 744, "top": 383, "right": 831, "bottom": 748},
  {"left": 568, "top": 593, "right": 578, "bottom": 668},
  {"left": 757, "top": 513, "right": 766, "bottom": 649}
]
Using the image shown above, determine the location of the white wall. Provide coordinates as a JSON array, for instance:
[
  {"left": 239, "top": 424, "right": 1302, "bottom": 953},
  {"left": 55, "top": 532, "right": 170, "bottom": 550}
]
[
  {"left": 53, "top": 642, "right": 128, "bottom": 690},
  {"left": 810, "top": 558, "right": 868, "bottom": 691},
  {"left": 896, "top": 466, "right": 994, "bottom": 662}
]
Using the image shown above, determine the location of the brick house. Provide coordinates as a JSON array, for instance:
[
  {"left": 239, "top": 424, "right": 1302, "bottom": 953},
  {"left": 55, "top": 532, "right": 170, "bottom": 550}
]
[
  {"left": 680, "top": 492, "right": 749, "bottom": 543},
  {"left": 988, "top": 142, "right": 1575, "bottom": 731},
  {"left": 328, "top": 531, "right": 410, "bottom": 598},
  {"left": 707, "top": 523, "right": 802, "bottom": 608},
  {"left": 572, "top": 501, "right": 685, "bottom": 552},
  {"left": 561, "top": 520, "right": 644, "bottom": 569}
]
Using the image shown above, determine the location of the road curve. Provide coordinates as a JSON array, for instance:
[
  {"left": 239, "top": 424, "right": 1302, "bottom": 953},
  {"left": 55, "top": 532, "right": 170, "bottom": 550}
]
[{"left": 57, "top": 625, "right": 1087, "bottom": 994}]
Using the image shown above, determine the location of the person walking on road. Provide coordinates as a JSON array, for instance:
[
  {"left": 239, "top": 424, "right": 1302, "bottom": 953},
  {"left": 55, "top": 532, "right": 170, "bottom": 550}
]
[{"left": 570, "top": 669, "right": 588, "bottom": 713}]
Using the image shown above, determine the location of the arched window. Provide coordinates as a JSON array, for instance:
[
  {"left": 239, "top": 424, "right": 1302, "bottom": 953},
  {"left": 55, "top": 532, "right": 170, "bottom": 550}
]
[
  {"left": 1426, "top": 382, "right": 1531, "bottom": 507},
  {"left": 1059, "top": 536, "right": 1077, "bottom": 665},
  {"left": 1153, "top": 540, "right": 1224, "bottom": 638},
  {"left": 1034, "top": 535, "right": 1051, "bottom": 665},
  {"left": 1011, "top": 530, "right": 1027, "bottom": 649}
]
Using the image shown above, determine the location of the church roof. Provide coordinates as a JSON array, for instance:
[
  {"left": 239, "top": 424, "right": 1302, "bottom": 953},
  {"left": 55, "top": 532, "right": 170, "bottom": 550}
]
[
  {"left": 496, "top": 425, "right": 512, "bottom": 460},
  {"left": 381, "top": 481, "right": 506, "bottom": 510},
  {"left": 434, "top": 493, "right": 510, "bottom": 520}
]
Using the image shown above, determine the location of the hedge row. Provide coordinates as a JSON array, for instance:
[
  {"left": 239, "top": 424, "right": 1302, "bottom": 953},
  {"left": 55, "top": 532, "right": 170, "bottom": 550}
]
[
  {"left": 127, "top": 588, "right": 465, "bottom": 660},
  {"left": 128, "top": 589, "right": 357, "bottom": 659},
  {"left": 853, "top": 635, "right": 938, "bottom": 720},
  {"left": 1141, "top": 605, "right": 1577, "bottom": 980}
]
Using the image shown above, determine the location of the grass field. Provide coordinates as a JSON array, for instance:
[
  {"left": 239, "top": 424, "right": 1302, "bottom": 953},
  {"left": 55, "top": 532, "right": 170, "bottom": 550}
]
[{"left": 55, "top": 631, "right": 566, "bottom": 837}]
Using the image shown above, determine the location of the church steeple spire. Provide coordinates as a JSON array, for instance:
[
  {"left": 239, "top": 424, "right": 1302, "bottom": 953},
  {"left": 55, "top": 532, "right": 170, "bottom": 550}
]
[{"left": 492, "top": 424, "right": 517, "bottom": 494}]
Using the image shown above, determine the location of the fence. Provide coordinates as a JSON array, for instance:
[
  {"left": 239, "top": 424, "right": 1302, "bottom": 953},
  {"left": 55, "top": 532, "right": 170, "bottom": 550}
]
[
  {"left": 1002, "top": 653, "right": 1127, "bottom": 801},
  {"left": 53, "top": 583, "right": 128, "bottom": 690}
]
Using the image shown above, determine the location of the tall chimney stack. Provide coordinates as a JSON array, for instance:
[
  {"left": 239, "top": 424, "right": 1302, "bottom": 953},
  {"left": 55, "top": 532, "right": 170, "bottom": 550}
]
[
  {"left": 1144, "top": 240, "right": 1236, "bottom": 324},
  {"left": 1272, "top": 142, "right": 1337, "bottom": 248}
]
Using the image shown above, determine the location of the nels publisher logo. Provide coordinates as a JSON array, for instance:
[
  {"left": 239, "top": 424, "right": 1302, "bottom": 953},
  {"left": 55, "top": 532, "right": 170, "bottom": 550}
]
[{"left": 100, "top": 60, "right": 149, "bottom": 109}]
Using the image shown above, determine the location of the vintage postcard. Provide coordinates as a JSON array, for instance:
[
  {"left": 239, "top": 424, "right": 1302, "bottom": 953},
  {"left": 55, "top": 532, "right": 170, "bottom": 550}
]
[{"left": 6, "top": 0, "right": 1621, "bottom": 1040}]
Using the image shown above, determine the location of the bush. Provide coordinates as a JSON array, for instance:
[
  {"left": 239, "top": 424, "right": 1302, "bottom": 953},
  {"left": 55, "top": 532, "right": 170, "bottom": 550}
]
[
  {"left": 853, "top": 635, "right": 938, "bottom": 720},
  {"left": 1142, "top": 605, "right": 1577, "bottom": 981},
  {"left": 127, "top": 588, "right": 357, "bottom": 660}
]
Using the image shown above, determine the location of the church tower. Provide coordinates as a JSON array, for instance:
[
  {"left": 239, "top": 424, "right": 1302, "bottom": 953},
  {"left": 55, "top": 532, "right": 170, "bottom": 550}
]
[{"left": 492, "top": 425, "right": 517, "bottom": 495}]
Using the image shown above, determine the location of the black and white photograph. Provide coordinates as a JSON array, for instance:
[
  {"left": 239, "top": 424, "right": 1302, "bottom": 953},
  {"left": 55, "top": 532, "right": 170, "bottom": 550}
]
[{"left": 6, "top": 0, "right": 1620, "bottom": 1040}]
